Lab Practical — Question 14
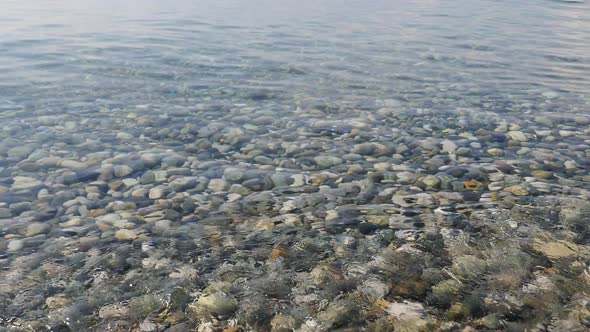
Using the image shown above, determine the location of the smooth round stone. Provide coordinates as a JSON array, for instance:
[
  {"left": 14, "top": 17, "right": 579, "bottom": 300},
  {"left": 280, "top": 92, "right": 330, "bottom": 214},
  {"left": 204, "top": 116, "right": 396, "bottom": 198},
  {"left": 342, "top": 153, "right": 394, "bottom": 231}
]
[
  {"left": 108, "top": 180, "right": 125, "bottom": 191},
  {"left": 242, "top": 178, "right": 271, "bottom": 191},
  {"left": 254, "top": 155, "right": 274, "bottom": 165},
  {"left": 58, "top": 159, "right": 85, "bottom": 169},
  {"left": 504, "top": 185, "right": 528, "bottom": 196},
  {"left": 396, "top": 172, "right": 416, "bottom": 185},
  {"left": 109, "top": 201, "right": 137, "bottom": 211},
  {"left": 534, "top": 129, "right": 552, "bottom": 136},
  {"left": 154, "top": 170, "right": 168, "bottom": 182},
  {"left": 559, "top": 130, "right": 575, "bottom": 137},
  {"left": 149, "top": 187, "right": 167, "bottom": 199},
  {"left": 516, "top": 147, "right": 531, "bottom": 156},
  {"left": 564, "top": 160, "right": 577, "bottom": 169},
  {"left": 347, "top": 164, "right": 363, "bottom": 174},
  {"left": 141, "top": 171, "right": 156, "bottom": 184},
  {"left": 61, "top": 171, "right": 79, "bottom": 185},
  {"left": 487, "top": 148, "right": 504, "bottom": 157},
  {"left": 10, "top": 202, "right": 32, "bottom": 215},
  {"left": 11, "top": 177, "right": 43, "bottom": 191},
  {"left": 208, "top": 179, "right": 229, "bottom": 192},
  {"left": 441, "top": 140, "right": 458, "bottom": 154},
  {"left": 352, "top": 143, "right": 376, "bottom": 155},
  {"left": 87, "top": 192, "right": 101, "bottom": 200},
  {"left": 7, "top": 239, "right": 24, "bottom": 252},
  {"left": 223, "top": 168, "right": 244, "bottom": 181},
  {"left": 161, "top": 156, "right": 185, "bottom": 168},
  {"left": 131, "top": 188, "right": 149, "bottom": 198},
  {"left": 507, "top": 131, "right": 527, "bottom": 142},
  {"left": 154, "top": 219, "right": 171, "bottom": 232},
  {"left": 226, "top": 193, "right": 242, "bottom": 202},
  {"left": 25, "top": 222, "right": 50, "bottom": 237},
  {"left": 122, "top": 178, "right": 139, "bottom": 187},
  {"left": 114, "top": 229, "right": 138, "bottom": 241},
  {"left": 455, "top": 147, "right": 470, "bottom": 156},
  {"left": 535, "top": 116, "right": 554, "bottom": 127},
  {"left": 191, "top": 292, "right": 237, "bottom": 317},
  {"left": 531, "top": 170, "right": 553, "bottom": 179},
  {"left": 116, "top": 132, "right": 134, "bottom": 140},
  {"left": 7, "top": 146, "right": 33, "bottom": 159},
  {"left": 395, "top": 144, "right": 409, "bottom": 154},
  {"left": 422, "top": 175, "right": 440, "bottom": 188},
  {"left": 509, "top": 124, "right": 521, "bottom": 131},
  {"left": 488, "top": 182, "right": 504, "bottom": 191},
  {"left": 169, "top": 177, "right": 197, "bottom": 191},
  {"left": 28, "top": 149, "right": 49, "bottom": 161},
  {"left": 290, "top": 174, "right": 306, "bottom": 187},
  {"left": 228, "top": 184, "right": 250, "bottom": 195},
  {"left": 0, "top": 208, "right": 12, "bottom": 219},
  {"left": 374, "top": 162, "right": 390, "bottom": 172},
  {"left": 314, "top": 156, "right": 343, "bottom": 169},
  {"left": 18, "top": 162, "right": 41, "bottom": 172},
  {"left": 342, "top": 153, "right": 363, "bottom": 161},
  {"left": 446, "top": 167, "right": 468, "bottom": 178},
  {"left": 270, "top": 173, "right": 292, "bottom": 188},
  {"left": 113, "top": 165, "right": 133, "bottom": 178}
]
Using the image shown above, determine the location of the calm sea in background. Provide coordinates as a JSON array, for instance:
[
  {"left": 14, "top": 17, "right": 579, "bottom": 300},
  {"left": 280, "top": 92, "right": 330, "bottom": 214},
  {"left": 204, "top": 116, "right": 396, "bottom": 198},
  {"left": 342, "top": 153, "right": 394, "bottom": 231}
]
[
  {"left": 2, "top": 0, "right": 590, "bottom": 331},
  {"left": 1, "top": 0, "right": 589, "bottom": 112}
]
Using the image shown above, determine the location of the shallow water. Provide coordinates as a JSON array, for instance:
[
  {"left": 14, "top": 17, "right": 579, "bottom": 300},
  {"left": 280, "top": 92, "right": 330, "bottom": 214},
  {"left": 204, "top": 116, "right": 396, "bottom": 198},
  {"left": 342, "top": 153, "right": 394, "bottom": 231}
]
[{"left": 1, "top": 0, "right": 590, "bottom": 331}]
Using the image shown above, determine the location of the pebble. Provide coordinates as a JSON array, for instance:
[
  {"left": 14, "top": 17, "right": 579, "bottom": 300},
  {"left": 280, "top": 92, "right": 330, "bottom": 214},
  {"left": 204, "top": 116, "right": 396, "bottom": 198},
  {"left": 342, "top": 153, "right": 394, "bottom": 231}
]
[
  {"left": 149, "top": 186, "right": 167, "bottom": 199},
  {"left": 7, "top": 239, "right": 24, "bottom": 252},
  {"left": 0, "top": 208, "right": 11, "bottom": 218},
  {"left": 396, "top": 172, "right": 417, "bottom": 185},
  {"left": 487, "top": 148, "right": 504, "bottom": 157},
  {"left": 559, "top": 130, "right": 575, "bottom": 137},
  {"left": 208, "top": 178, "right": 229, "bottom": 192},
  {"left": 504, "top": 185, "right": 528, "bottom": 196},
  {"left": 58, "top": 159, "right": 86, "bottom": 169},
  {"left": 99, "top": 303, "right": 129, "bottom": 319},
  {"left": 2, "top": 73, "right": 590, "bottom": 332},
  {"left": 11, "top": 177, "right": 43, "bottom": 191},
  {"left": 314, "top": 156, "right": 343, "bottom": 169},
  {"left": 507, "top": 131, "right": 527, "bottom": 142},
  {"left": 115, "top": 229, "right": 138, "bottom": 241},
  {"left": 113, "top": 165, "right": 133, "bottom": 177},
  {"left": 564, "top": 160, "right": 577, "bottom": 169},
  {"left": 25, "top": 222, "right": 50, "bottom": 237},
  {"left": 531, "top": 170, "right": 553, "bottom": 179},
  {"left": 441, "top": 140, "right": 458, "bottom": 154},
  {"left": 116, "top": 132, "right": 134, "bottom": 140},
  {"left": 190, "top": 292, "right": 237, "bottom": 317},
  {"left": 421, "top": 175, "right": 440, "bottom": 188}
]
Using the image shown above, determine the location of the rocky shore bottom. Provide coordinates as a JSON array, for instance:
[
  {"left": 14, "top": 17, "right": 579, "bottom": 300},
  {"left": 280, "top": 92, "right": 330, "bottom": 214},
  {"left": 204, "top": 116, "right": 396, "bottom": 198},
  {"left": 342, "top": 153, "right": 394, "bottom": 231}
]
[{"left": 1, "top": 104, "right": 590, "bottom": 331}]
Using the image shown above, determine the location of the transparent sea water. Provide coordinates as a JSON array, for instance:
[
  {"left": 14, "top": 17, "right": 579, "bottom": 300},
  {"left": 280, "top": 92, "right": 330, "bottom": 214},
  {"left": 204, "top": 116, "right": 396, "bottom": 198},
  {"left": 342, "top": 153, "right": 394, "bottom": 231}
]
[{"left": 1, "top": 0, "right": 590, "bottom": 331}]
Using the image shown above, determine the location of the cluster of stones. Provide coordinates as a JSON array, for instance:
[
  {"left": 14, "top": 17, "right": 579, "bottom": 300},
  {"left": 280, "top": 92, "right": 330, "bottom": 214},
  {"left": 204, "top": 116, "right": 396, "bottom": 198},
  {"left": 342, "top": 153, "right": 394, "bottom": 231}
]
[{"left": 1, "top": 99, "right": 589, "bottom": 331}]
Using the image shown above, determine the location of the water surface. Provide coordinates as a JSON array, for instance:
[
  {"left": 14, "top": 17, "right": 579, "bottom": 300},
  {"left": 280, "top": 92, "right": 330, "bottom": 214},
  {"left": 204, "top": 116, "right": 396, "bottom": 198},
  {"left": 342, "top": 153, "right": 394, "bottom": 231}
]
[{"left": 1, "top": 0, "right": 590, "bottom": 331}]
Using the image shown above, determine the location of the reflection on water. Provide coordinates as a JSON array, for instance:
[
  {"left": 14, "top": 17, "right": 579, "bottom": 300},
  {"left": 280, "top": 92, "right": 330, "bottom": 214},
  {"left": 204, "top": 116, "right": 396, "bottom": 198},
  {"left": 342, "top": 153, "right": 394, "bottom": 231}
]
[{"left": 1, "top": 0, "right": 590, "bottom": 331}]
